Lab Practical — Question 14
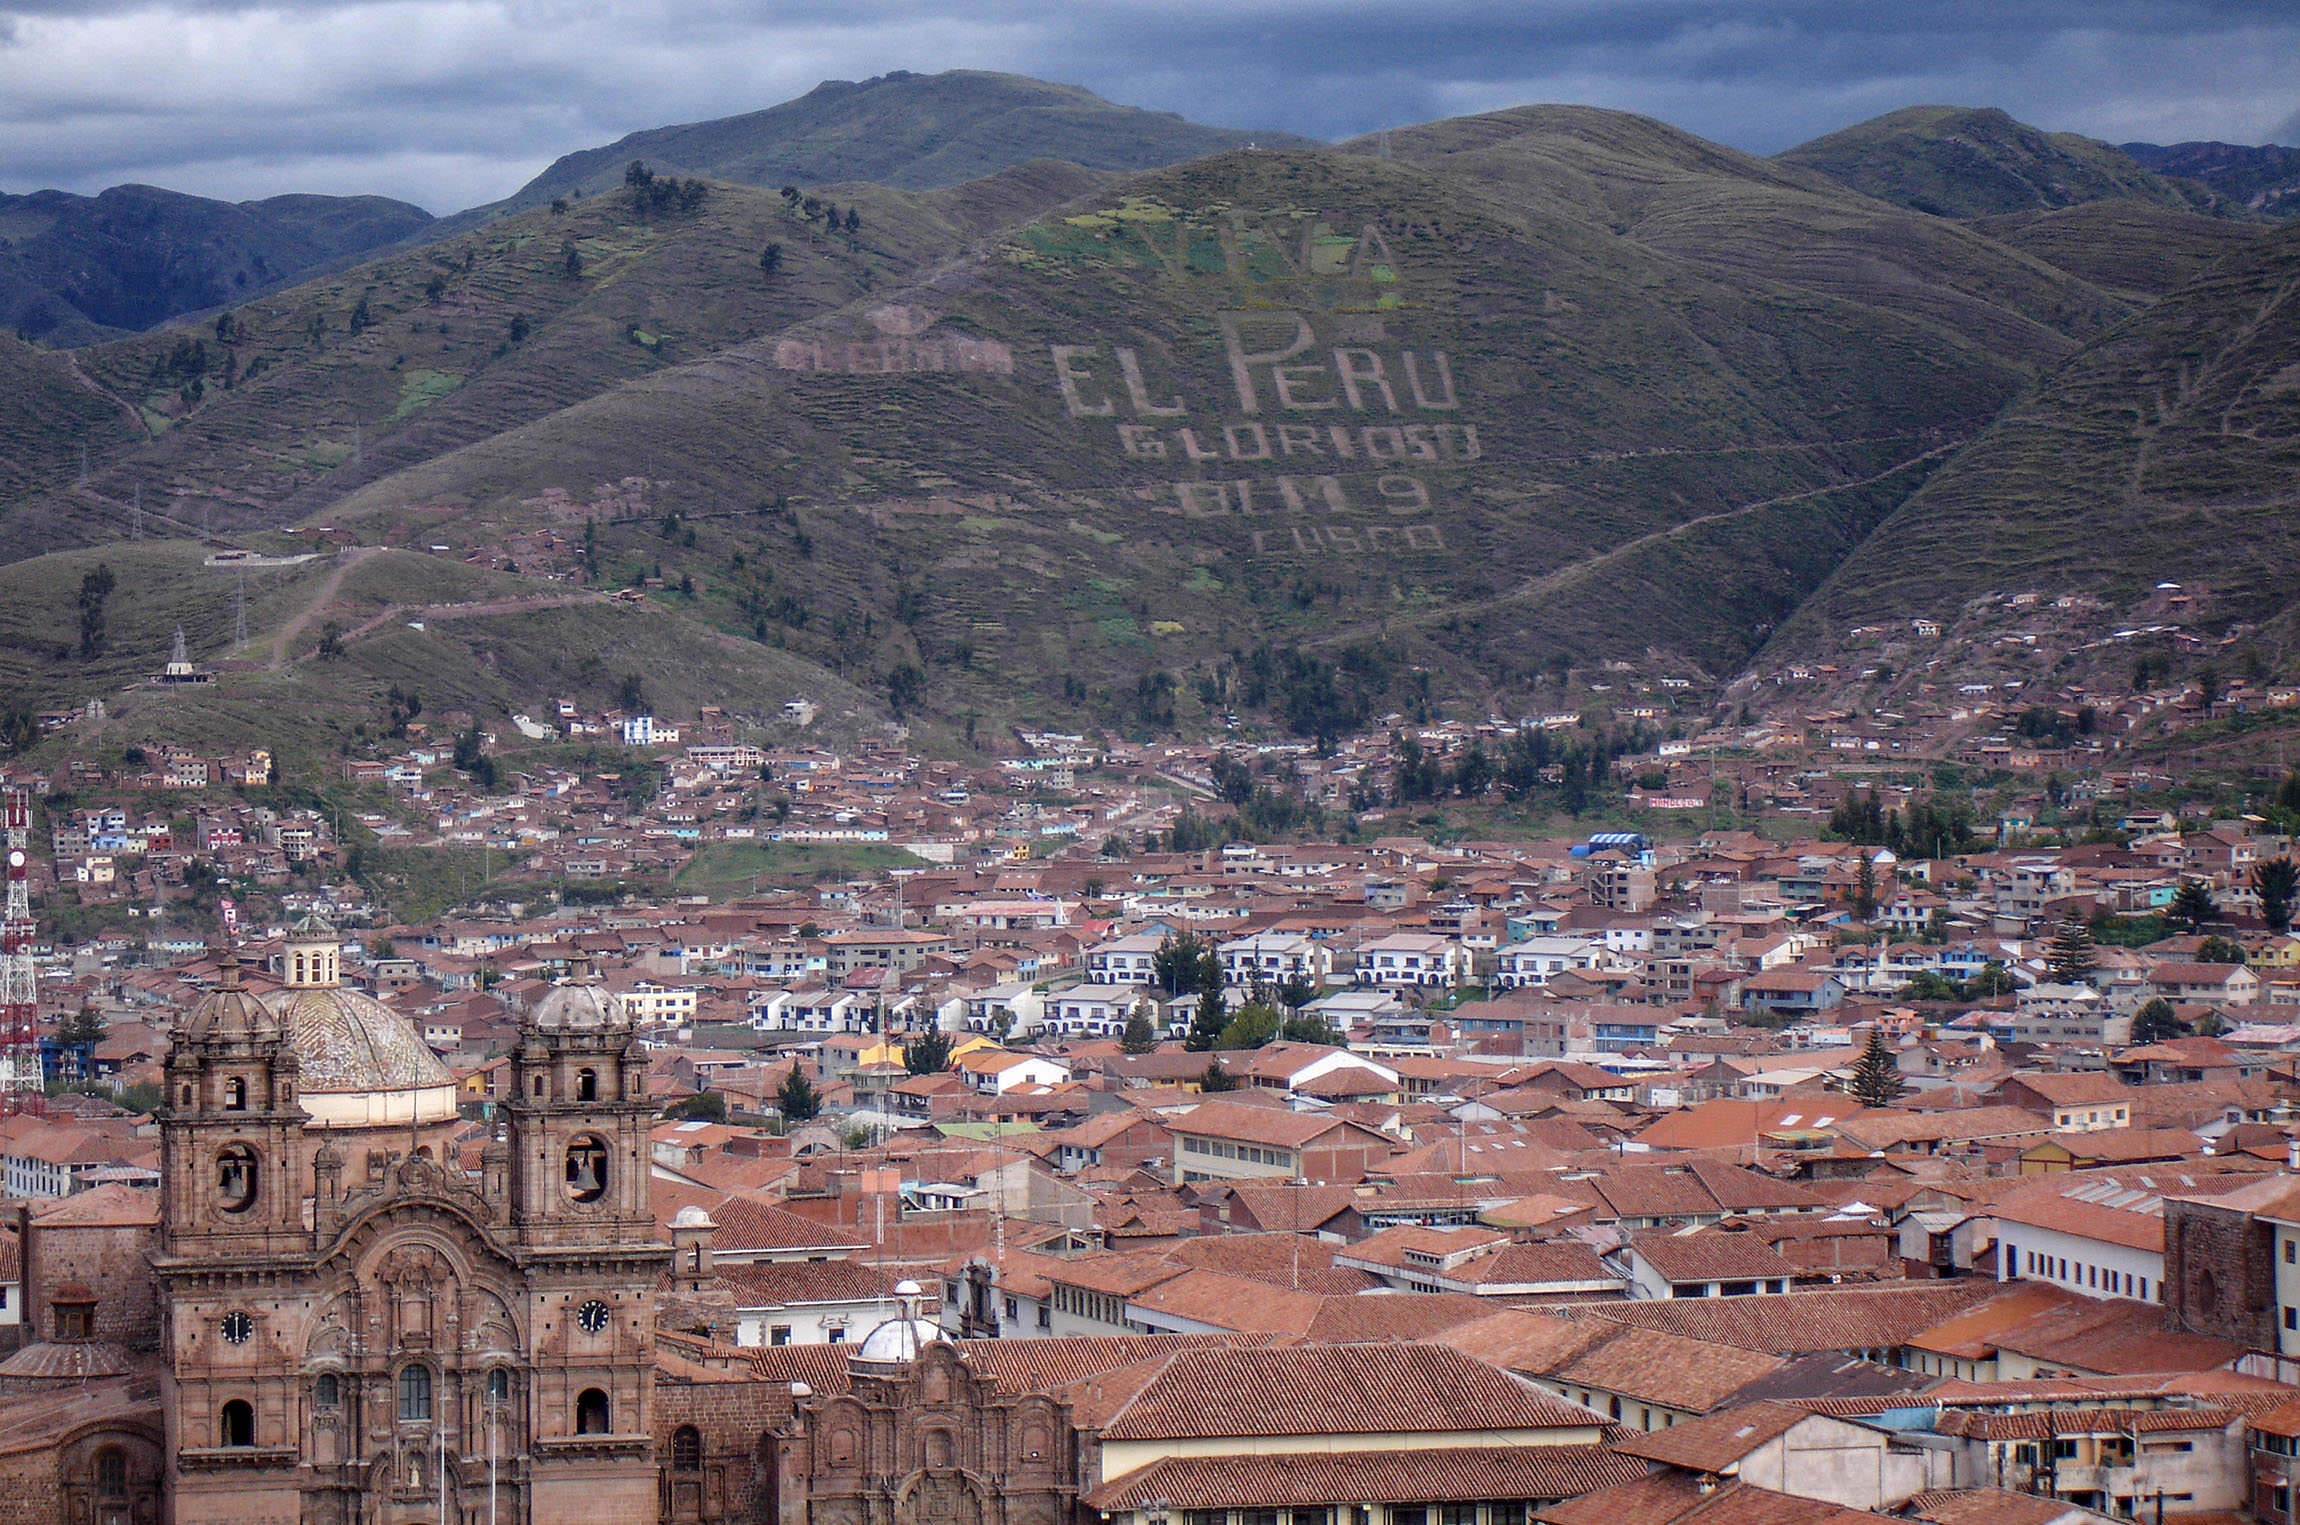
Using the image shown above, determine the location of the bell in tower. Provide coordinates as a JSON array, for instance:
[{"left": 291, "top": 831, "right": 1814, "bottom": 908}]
[
  {"left": 503, "top": 950, "right": 657, "bottom": 1248},
  {"left": 158, "top": 948, "right": 308, "bottom": 1258}
]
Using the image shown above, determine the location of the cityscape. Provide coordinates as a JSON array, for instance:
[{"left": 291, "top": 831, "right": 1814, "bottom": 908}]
[{"left": 3, "top": 7, "right": 2300, "bottom": 1525}]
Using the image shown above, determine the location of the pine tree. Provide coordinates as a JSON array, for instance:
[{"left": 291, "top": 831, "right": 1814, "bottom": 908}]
[
  {"left": 777, "top": 1068, "right": 821, "bottom": 1122},
  {"left": 1119, "top": 1001, "right": 1158, "bottom": 1055},
  {"left": 1849, "top": 1027, "right": 1905, "bottom": 1108},
  {"left": 904, "top": 1030, "right": 952, "bottom": 1076},
  {"left": 2169, "top": 877, "right": 2219, "bottom": 931},
  {"left": 2130, "top": 997, "right": 2184, "bottom": 1045},
  {"left": 1853, "top": 853, "right": 1878, "bottom": 922},
  {"left": 2255, "top": 857, "right": 2299, "bottom": 934},
  {"left": 1199, "top": 1059, "right": 1239, "bottom": 1093},
  {"left": 1185, "top": 983, "right": 1227, "bottom": 1052},
  {"left": 2045, "top": 912, "right": 2098, "bottom": 986}
]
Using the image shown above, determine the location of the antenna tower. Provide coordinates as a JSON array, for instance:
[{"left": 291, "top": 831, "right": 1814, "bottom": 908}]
[{"left": 1, "top": 789, "right": 43, "bottom": 1117}]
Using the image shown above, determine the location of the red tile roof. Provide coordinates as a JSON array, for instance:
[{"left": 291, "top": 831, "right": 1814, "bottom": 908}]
[{"left": 1086, "top": 1445, "right": 1650, "bottom": 1510}]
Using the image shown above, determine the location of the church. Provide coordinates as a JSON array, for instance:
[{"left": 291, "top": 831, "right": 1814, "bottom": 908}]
[{"left": 0, "top": 920, "right": 1636, "bottom": 1525}]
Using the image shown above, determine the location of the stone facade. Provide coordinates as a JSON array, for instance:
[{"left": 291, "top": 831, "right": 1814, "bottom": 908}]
[{"left": 2163, "top": 1194, "right": 2277, "bottom": 1347}]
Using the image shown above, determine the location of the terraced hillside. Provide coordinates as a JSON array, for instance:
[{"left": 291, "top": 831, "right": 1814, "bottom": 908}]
[
  {"left": 0, "top": 96, "right": 2281, "bottom": 750},
  {"left": 1780, "top": 107, "right": 2210, "bottom": 218},
  {"left": 1771, "top": 223, "right": 2300, "bottom": 657}
]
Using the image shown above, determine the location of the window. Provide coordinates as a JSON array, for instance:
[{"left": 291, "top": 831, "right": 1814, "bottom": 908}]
[
  {"left": 216, "top": 1145, "right": 259, "bottom": 1213},
  {"left": 565, "top": 1136, "right": 608, "bottom": 1203},
  {"left": 314, "top": 1373, "right": 339, "bottom": 1407},
  {"left": 577, "top": 1068, "right": 598, "bottom": 1101},
  {"left": 672, "top": 1426, "right": 702, "bottom": 1470},
  {"left": 2284, "top": 1306, "right": 2295, "bottom": 1332},
  {"left": 56, "top": 1303, "right": 90, "bottom": 1341},
  {"left": 95, "top": 1448, "right": 126, "bottom": 1497},
  {"left": 827, "top": 1327, "right": 846, "bottom": 1344},
  {"left": 1439, "top": 1507, "right": 1477, "bottom": 1525},
  {"left": 487, "top": 1369, "right": 510, "bottom": 1403},
  {"left": 220, "top": 1400, "right": 254, "bottom": 1447},
  {"left": 576, "top": 1388, "right": 611, "bottom": 1435},
  {"left": 398, "top": 1364, "right": 433, "bottom": 1423},
  {"left": 2286, "top": 1238, "right": 2295, "bottom": 1266},
  {"left": 224, "top": 1077, "right": 246, "bottom": 1111},
  {"left": 769, "top": 1325, "right": 791, "bottom": 1346},
  {"left": 2051, "top": 1439, "right": 2078, "bottom": 1460}
]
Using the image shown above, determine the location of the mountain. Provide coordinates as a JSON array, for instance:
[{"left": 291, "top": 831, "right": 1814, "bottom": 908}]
[
  {"left": 1779, "top": 106, "right": 2208, "bottom": 218},
  {"left": 0, "top": 159, "right": 1109, "bottom": 563},
  {"left": 2122, "top": 140, "right": 2300, "bottom": 218},
  {"left": 1769, "top": 221, "right": 2300, "bottom": 658},
  {"left": 0, "top": 94, "right": 2270, "bottom": 756},
  {"left": 466, "top": 70, "right": 1316, "bottom": 222},
  {"left": 0, "top": 184, "right": 434, "bottom": 345}
]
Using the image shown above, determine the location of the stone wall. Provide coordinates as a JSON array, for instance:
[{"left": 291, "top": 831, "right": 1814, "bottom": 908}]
[{"left": 2163, "top": 1196, "right": 2275, "bottom": 1346}]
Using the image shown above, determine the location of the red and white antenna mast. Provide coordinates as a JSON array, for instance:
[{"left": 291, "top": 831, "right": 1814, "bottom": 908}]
[{"left": 2, "top": 788, "right": 43, "bottom": 1116}]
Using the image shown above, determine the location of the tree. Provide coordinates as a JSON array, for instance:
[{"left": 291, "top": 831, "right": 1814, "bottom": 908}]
[
  {"left": 59, "top": 1004, "right": 108, "bottom": 1046},
  {"left": 2130, "top": 997, "right": 2185, "bottom": 1045},
  {"left": 1967, "top": 961, "right": 2018, "bottom": 998},
  {"left": 1853, "top": 853, "right": 1877, "bottom": 923},
  {"left": 759, "top": 242, "right": 783, "bottom": 274},
  {"left": 2045, "top": 912, "right": 2098, "bottom": 986},
  {"left": 2195, "top": 935, "right": 2248, "bottom": 966},
  {"left": 1120, "top": 1001, "right": 1158, "bottom": 1054},
  {"left": 1185, "top": 983, "right": 1227, "bottom": 1052},
  {"left": 1153, "top": 931, "right": 1210, "bottom": 995},
  {"left": 1198, "top": 1059, "right": 1239, "bottom": 1093},
  {"left": 777, "top": 1068, "right": 821, "bottom": 1122},
  {"left": 75, "top": 564, "right": 114, "bottom": 658},
  {"left": 2256, "top": 857, "right": 2299, "bottom": 934},
  {"left": 1848, "top": 1027, "right": 1905, "bottom": 1108},
  {"left": 665, "top": 1090, "right": 725, "bottom": 1122},
  {"left": 1280, "top": 1010, "right": 1341, "bottom": 1046},
  {"left": 560, "top": 239, "right": 583, "bottom": 280},
  {"left": 1215, "top": 1000, "right": 1282, "bottom": 1050},
  {"left": 2168, "top": 878, "right": 2219, "bottom": 931},
  {"left": 904, "top": 1030, "right": 952, "bottom": 1076}
]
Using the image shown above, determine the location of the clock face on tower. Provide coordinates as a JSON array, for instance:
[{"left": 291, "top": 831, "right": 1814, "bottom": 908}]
[
  {"left": 577, "top": 1299, "right": 611, "bottom": 1334},
  {"left": 220, "top": 1310, "right": 254, "bottom": 1344}
]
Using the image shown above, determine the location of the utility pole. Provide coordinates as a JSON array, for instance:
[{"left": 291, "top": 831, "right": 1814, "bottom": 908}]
[{"left": 130, "top": 483, "right": 141, "bottom": 541}]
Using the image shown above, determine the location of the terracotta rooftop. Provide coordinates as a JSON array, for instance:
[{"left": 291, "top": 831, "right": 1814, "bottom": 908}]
[{"left": 1086, "top": 1444, "right": 1650, "bottom": 1511}]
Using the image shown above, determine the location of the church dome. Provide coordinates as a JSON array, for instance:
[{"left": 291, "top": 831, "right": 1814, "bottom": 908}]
[
  {"left": 531, "top": 950, "right": 629, "bottom": 1031},
  {"left": 178, "top": 951, "right": 278, "bottom": 1042},
  {"left": 851, "top": 1315, "right": 944, "bottom": 1368},
  {"left": 849, "top": 1281, "right": 944, "bottom": 1369},
  {"left": 263, "top": 916, "right": 458, "bottom": 1128}
]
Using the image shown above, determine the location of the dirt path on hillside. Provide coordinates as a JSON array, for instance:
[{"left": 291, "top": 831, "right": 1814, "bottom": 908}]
[
  {"left": 1304, "top": 439, "right": 1967, "bottom": 650},
  {"left": 332, "top": 590, "right": 607, "bottom": 645},
  {"left": 269, "top": 546, "right": 382, "bottom": 668},
  {"left": 61, "top": 351, "right": 154, "bottom": 439}
]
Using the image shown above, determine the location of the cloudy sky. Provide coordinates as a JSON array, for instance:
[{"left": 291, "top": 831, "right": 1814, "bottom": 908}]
[{"left": 2, "top": 0, "right": 2295, "bottom": 214}]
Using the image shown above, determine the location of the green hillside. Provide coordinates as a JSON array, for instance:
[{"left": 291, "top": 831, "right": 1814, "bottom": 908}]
[
  {"left": 1771, "top": 222, "right": 2300, "bottom": 652},
  {"left": 470, "top": 70, "right": 1313, "bottom": 222},
  {"left": 291, "top": 128, "right": 2131, "bottom": 728},
  {"left": 1780, "top": 106, "right": 2209, "bottom": 218},
  {"left": 0, "top": 185, "right": 433, "bottom": 345},
  {"left": 0, "top": 336, "right": 144, "bottom": 504},
  {"left": 0, "top": 162, "right": 1104, "bottom": 564},
  {"left": 3, "top": 94, "right": 2280, "bottom": 750}
]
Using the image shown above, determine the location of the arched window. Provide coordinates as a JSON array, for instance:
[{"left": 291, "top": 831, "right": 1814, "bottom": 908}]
[
  {"left": 564, "top": 1136, "right": 608, "bottom": 1203},
  {"left": 576, "top": 1068, "right": 598, "bottom": 1101},
  {"left": 487, "top": 1368, "right": 511, "bottom": 1403},
  {"left": 220, "top": 1400, "right": 254, "bottom": 1447},
  {"left": 398, "top": 1364, "right": 433, "bottom": 1423},
  {"left": 575, "top": 1388, "right": 610, "bottom": 1435},
  {"left": 671, "top": 1425, "right": 702, "bottom": 1470},
  {"left": 223, "top": 1076, "right": 247, "bottom": 1111},
  {"left": 314, "top": 1373, "right": 340, "bottom": 1408},
  {"left": 94, "top": 1448, "right": 126, "bottom": 1497},
  {"left": 216, "top": 1145, "right": 258, "bottom": 1213}
]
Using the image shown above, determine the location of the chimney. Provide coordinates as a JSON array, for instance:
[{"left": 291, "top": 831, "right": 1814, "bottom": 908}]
[{"left": 2286, "top": 1136, "right": 2299, "bottom": 1174}]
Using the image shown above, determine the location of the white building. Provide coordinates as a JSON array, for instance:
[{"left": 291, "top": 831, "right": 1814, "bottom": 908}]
[
  {"left": 1492, "top": 936, "right": 1610, "bottom": 990},
  {"left": 1046, "top": 983, "right": 1146, "bottom": 1037},
  {"left": 1216, "top": 933, "right": 1331, "bottom": 988},
  {"left": 1351, "top": 932, "right": 1467, "bottom": 988},
  {"left": 1991, "top": 1174, "right": 2167, "bottom": 1303}
]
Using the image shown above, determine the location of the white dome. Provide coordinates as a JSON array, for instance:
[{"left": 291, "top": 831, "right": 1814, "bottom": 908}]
[
  {"left": 851, "top": 1316, "right": 944, "bottom": 1367},
  {"left": 671, "top": 1205, "right": 716, "bottom": 1229}
]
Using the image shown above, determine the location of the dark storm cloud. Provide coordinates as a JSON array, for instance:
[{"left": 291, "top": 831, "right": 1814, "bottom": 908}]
[{"left": 0, "top": 0, "right": 2292, "bottom": 211}]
